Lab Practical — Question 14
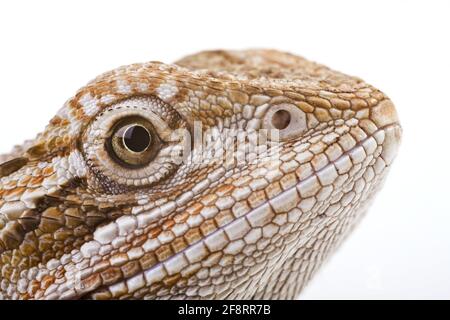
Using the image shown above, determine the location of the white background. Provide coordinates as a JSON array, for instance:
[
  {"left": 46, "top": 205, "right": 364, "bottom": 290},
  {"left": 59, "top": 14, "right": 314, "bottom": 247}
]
[{"left": 0, "top": 0, "right": 449, "bottom": 299}]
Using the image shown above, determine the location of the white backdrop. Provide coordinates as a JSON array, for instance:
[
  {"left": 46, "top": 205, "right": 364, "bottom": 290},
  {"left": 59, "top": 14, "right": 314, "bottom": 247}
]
[{"left": 0, "top": 0, "right": 449, "bottom": 299}]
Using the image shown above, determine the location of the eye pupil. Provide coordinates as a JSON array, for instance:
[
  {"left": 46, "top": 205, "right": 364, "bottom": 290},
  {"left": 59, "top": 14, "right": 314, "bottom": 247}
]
[
  {"left": 272, "top": 109, "right": 291, "bottom": 130},
  {"left": 122, "top": 125, "right": 151, "bottom": 153}
]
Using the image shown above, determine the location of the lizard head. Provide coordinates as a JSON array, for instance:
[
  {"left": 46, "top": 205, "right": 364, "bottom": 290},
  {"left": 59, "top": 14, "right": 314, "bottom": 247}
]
[{"left": 0, "top": 50, "right": 401, "bottom": 299}]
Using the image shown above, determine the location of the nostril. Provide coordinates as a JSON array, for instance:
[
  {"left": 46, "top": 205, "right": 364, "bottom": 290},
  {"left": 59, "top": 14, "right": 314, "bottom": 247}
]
[
  {"left": 0, "top": 157, "right": 28, "bottom": 178},
  {"left": 263, "top": 103, "right": 307, "bottom": 141},
  {"left": 272, "top": 109, "right": 291, "bottom": 130}
]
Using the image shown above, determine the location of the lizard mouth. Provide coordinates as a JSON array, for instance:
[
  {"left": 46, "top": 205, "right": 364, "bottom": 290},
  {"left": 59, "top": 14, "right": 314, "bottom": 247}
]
[{"left": 79, "top": 122, "right": 401, "bottom": 300}]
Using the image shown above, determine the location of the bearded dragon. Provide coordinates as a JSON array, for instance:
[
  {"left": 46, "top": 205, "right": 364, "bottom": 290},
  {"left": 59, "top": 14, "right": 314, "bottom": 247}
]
[{"left": 0, "top": 50, "right": 401, "bottom": 299}]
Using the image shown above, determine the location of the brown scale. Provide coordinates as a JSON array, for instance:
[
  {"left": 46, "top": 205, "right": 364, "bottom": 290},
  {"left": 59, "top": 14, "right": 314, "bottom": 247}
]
[{"left": 0, "top": 176, "right": 138, "bottom": 280}]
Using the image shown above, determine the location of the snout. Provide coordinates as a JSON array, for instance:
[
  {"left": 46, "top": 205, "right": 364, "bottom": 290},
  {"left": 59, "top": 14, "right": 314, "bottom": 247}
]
[{"left": 371, "top": 100, "right": 402, "bottom": 165}]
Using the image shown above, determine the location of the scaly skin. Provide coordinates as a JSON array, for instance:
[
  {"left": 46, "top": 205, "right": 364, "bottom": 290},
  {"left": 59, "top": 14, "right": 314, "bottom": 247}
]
[{"left": 0, "top": 50, "right": 401, "bottom": 299}]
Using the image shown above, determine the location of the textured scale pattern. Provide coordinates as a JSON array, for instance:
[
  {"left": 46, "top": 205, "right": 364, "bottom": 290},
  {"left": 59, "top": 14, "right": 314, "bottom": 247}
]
[{"left": 0, "top": 50, "right": 401, "bottom": 300}]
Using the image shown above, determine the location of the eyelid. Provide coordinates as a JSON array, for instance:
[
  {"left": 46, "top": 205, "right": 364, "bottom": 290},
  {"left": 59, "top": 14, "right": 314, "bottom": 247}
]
[{"left": 82, "top": 96, "right": 187, "bottom": 193}]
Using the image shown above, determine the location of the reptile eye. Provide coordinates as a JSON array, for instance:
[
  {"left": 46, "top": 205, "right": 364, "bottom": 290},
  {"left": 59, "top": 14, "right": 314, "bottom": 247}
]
[
  {"left": 263, "top": 103, "right": 307, "bottom": 140},
  {"left": 108, "top": 116, "right": 161, "bottom": 168},
  {"left": 84, "top": 96, "right": 188, "bottom": 190}
]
